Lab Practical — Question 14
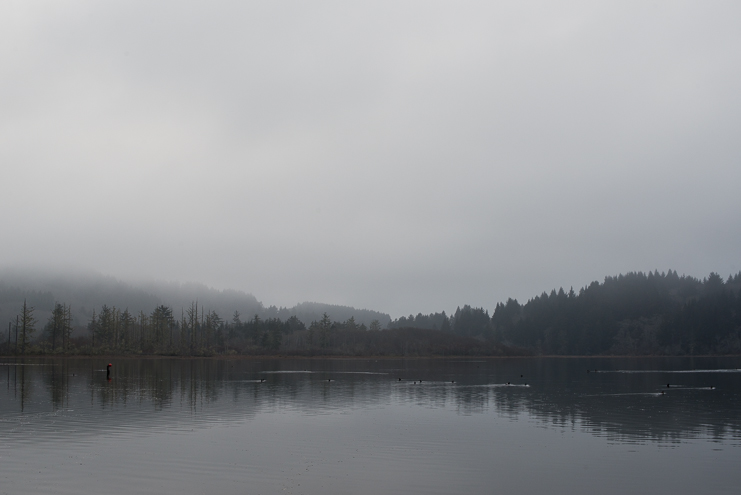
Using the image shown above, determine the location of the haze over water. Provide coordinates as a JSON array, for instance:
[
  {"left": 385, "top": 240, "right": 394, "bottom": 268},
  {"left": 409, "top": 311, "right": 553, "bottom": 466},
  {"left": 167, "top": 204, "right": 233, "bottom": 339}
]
[{"left": 1, "top": 357, "right": 740, "bottom": 494}]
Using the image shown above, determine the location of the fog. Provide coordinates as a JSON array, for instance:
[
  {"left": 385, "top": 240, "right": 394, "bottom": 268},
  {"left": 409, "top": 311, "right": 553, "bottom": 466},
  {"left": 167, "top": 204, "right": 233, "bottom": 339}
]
[{"left": 1, "top": 1, "right": 740, "bottom": 317}]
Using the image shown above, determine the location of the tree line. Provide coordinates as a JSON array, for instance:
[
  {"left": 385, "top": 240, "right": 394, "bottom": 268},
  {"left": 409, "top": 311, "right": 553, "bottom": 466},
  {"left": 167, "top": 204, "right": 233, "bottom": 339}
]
[
  {"left": 4, "top": 269, "right": 740, "bottom": 356},
  {"left": 388, "top": 270, "right": 741, "bottom": 355},
  {"left": 1, "top": 300, "right": 511, "bottom": 356},
  {"left": 0, "top": 272, "right": 392, "bottom": 336}
]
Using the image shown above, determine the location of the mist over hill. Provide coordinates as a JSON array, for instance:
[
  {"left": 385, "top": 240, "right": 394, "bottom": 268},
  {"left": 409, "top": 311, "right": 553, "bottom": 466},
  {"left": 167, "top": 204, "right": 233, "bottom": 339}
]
[
  {"left": 0, "top": 269, "right": 391, "bottom": 334},
  {"left": 3, "top": 268, "right": 741, "bottom": 357}
]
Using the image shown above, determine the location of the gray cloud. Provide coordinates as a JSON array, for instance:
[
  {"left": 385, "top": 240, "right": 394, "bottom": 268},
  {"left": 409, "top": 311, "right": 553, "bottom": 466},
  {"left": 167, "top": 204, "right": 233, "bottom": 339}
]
[{"left": 1, "top": 1, "right": 740, "bottom": 317}]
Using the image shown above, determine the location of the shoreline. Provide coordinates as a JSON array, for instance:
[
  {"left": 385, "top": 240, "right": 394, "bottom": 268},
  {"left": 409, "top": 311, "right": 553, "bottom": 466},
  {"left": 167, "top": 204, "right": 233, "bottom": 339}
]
[{"left": 2, "top": 353, "right": 740, "bottom": 360}]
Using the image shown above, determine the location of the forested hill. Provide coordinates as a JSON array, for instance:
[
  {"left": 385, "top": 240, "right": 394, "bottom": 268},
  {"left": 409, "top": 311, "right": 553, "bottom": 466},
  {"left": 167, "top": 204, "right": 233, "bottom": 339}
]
[
  {"left": 0, "top": 270, "right": 391, "bottom": 331},
  {"left": 389, "top": 271, "right": 741, "bottom": 356},
  {"left": 3, "top": 269, "right": 741, "bottom": 356}
]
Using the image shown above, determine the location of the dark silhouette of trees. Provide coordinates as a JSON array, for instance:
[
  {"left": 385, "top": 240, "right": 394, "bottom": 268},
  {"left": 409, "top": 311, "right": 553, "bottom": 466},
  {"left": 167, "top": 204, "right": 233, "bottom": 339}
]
[
  {"left": 452, "top": 306, "right": 492, "bottom": 339},
  {"left": 4, "top": 269, "right": 740, "bottom": 357},
  {"left": 186, "top": 302, "right": 198, "bottom": 351},
  {"left": 119, "top": 309, "right": 135, "bottom": 351},
  {"left": 150, "top": 305, "right": 174, "bottom": 352},
  {"left": 387, "top": 311, "right": 450, "bottom": 332},
  {"left": 43, "top": 303, "right": 72, "bottom": 352},
  {"left": 384, "top": 270, "right": 741, "bottom": 356},
  {"left": 19, "top": 299, "right": 36, "bottom": 354}
]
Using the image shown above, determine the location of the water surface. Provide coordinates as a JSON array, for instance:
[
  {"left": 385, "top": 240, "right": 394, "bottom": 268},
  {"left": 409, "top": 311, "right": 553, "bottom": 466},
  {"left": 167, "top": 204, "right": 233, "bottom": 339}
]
[{"left": 1, "top": 357, "right": 740, "bottom": 494}]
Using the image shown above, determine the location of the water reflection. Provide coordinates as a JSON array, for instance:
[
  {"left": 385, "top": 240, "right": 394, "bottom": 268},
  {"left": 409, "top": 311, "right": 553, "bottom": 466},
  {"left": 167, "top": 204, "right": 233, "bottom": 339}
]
[{"left": 1, "top": 357, "right": 741, "bottom": 445}]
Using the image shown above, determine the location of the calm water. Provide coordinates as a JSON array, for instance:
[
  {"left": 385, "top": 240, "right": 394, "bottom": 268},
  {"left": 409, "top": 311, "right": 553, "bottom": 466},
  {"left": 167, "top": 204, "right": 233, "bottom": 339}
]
[{"left": 1, "top": 357, "right": 740, "bottom": 494}]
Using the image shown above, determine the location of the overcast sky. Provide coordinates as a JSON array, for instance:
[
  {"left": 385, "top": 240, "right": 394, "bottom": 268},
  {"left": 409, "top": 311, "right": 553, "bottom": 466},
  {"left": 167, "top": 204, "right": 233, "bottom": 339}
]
[{"left": 1, "top": 1, "right": 740, "bottom": 317}]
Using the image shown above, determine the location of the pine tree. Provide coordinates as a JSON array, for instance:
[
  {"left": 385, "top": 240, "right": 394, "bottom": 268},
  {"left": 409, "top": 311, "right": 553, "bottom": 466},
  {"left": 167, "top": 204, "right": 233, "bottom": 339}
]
[
  {"left": 187, "top": 302, "right": 198, "bottom": 352},
  {"left": 319, "top": 313, "right": 331, "bottom": 348},
  {"left": 119, "top": 309, "right": 134, "bottom": 351},
  {"left": 89, "top": 309, "right": 97, "bottom": 348},
  {"left": 19, "top": 299, "right": 37, "bottom": 354},
  {"left": 63, "top": 304, "right": 73, "bottom": 352},
  {"left": 46, "top": 303, "right": 66, "bottom": 351}
]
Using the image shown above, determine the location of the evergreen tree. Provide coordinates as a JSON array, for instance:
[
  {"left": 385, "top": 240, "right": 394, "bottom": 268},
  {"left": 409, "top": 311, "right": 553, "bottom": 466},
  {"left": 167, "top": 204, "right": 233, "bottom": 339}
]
[
  {"left": 186, "top": 302, "right": 198, "bottom": 351},
  {"left": 89, "top": 309, "right": 97, "bottom": 348},
  {"left": 64, "top": 304, "right": 72, "bottom": 351},
  {"left": 19, "top": 299, "right": 36, "bottom": 354},
  {"left": 46, "top": 303, "right": 67, "bottom": 351},
  {"left": 119, "top": 309, "right": 135, "bottom": 351},
  {"left": 319, "top": 312, "right": 331, "bottom": 348}
]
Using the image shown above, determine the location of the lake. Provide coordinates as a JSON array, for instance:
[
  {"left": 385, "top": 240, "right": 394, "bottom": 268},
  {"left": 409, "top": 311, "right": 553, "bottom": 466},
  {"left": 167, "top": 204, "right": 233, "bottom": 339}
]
[{"left": 1, "top": 356, "right": 740, "bottom": 494}]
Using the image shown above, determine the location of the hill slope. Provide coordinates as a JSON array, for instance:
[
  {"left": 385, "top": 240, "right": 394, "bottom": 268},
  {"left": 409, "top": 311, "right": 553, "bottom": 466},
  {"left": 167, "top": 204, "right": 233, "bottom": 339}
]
[{"left": 0, "top": 269, "right": 391, "bottom": 334}]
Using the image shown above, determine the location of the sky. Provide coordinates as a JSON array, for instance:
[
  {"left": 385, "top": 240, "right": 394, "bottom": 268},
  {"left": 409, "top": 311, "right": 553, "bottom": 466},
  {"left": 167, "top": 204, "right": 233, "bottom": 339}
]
[{"left": 1, "top": 1, "right": 740, "bottom": 318}]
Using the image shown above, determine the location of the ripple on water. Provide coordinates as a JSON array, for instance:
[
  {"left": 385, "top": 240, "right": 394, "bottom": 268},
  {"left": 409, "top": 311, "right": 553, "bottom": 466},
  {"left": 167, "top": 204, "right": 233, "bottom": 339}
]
[{"left": 1, "top": 356, "right": 740, "bottom": 495}]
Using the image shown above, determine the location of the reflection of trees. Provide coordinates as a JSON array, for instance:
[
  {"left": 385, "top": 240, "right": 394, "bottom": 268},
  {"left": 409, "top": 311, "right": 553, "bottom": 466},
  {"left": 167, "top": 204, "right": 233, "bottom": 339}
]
[
  {"left": 46, "top": 360, "right": 69, "bottom": 409},
  {"left": 1, "top": 358, "right": 740, "bottom": 444},
  {"left": 19, "top": 363, "right": 27, "bottom": 411},
  {"left": 524, "top": 390, "right": 741, "bottom": 443},
  {"left": 0, "top": 361, "right": 35, "bottom": 412}
]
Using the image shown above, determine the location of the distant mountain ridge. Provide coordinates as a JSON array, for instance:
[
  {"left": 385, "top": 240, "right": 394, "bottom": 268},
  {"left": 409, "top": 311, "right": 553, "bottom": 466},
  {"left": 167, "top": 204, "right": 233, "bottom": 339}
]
[{"left": 0, "top": 269, "right": 391, "bottom": 333}]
